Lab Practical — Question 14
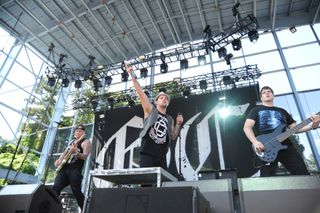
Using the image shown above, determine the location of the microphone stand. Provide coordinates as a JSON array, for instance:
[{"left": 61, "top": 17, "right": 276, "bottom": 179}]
[{"left": 177, "top": 130, "right": 184, "bottom": 181}]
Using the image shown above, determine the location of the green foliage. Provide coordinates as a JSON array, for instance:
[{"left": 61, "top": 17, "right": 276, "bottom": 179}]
[{"left": 0, "top": 148, "right": 38, "bottom": 175}]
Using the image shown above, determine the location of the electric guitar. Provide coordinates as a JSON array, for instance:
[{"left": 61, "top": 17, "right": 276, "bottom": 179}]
[
  {"left": 254, "top": 112, "right": 320, "bottom": 163},
  {"left": 56, "top": 134, "right": 85, "bottom": 172}
]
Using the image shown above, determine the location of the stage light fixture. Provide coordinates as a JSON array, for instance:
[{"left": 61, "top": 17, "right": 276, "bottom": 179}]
[
  {"left": 121, "top": 72, "right": 129, "bottom": 82},
  {"left": 105, "top": 76, "right": 113, "bottom": 86},
  {"left": 159, "top": 88, "right": 167, "bottom": 93},
  {"left": 289, "top": 26, "right": 297, "bottom": 33},
  {"left": 144, "top": 90, "right": 150, "bottom": 98},
  {"left": 61, "top": 78, "right": 70, "bottom": 87},
  {"left": 225, "top": 53, "right": 233, "bottom": 65},
  {"left": 180, "top": 59, "right": 189, "bottom": 70},
  {"left": 248, "top": 29, "right": 259, "bottom": 43},
  {"left": 217, "top": 47, "right": 227, "bottom": 59},
  {"left": 198, "top": 56, "right": 206, "bottom": 66},
  {"left": 222, "top": 76, "right": 235, "bottom": 86},
  {"left": 74, "top": 79, "right": 82, "bottom": 89},
  {"left": 232, "top": 39, "right": 242, "bottom": 51},
  {"left": 93, "top": 78, "right": 102, "bottom": 92},
  {"left": 107, "top": 97, "right": 115, "bottom": 109},
  {"left": 199, "top": 80, "right": 208, "bottom": 90},
  {"left": 182, "top": 87, "right": 191, "bottom": 98},
  {"left": 140, "top": 68, "right": 148, "bottom": 79},
  {"left": 91, "top": 99, "right": 98, "bottom": 110},
  {"left": 47, "top": 76, "right": 56, "bottom": 87},
  {"left": 160, "top": 63, "right": 168, "bottom": 73},
  {"left": 128, "top": 98, "right": 135, "bottom": 108}
]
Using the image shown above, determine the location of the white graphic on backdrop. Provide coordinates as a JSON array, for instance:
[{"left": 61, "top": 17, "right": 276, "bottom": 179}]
[{"left": 95, "top": 103, "right": 249, "bottom": 181}]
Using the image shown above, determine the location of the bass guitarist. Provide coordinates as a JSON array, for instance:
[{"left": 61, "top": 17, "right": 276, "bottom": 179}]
[
  {"left": 243, "top": 86, "right": 320, "bottom": 177},
  {"left": 52, "top": 124, "right": 91, "bottom": 210}
]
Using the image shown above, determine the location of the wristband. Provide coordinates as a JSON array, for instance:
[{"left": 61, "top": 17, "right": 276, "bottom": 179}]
[{"left": 130, "top": 71, "right": 137, "bottom": 79}]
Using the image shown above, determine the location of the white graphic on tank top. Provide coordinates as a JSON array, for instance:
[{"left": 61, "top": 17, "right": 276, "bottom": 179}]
[{"left": 149, "top": 114, "right": 168, "bottom": 144}]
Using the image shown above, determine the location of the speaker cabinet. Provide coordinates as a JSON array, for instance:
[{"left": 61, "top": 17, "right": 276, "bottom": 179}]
[
  {"left": 162, "top": 179, "right": 234, "bottom": 213},
  {"left": 238, "top": 175, "right": 320, "bottom": 213},
  {"left": 0, "top": 184, "right": 62, "bottom": 213},
  {"left": 88, "top": 186, "right": 210, "bottom": 213}
]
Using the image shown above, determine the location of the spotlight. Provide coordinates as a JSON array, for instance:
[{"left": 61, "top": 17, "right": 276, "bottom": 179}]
[
  {"left": 182, "top": 42, "right": 191, "bottom": 48},
  {"left": 61, "top": 78, "right": 70, "bottom": 87},
  {"left": 140, "top": 68, "right": 148, "bottom": 79},
  {"left": 217, "top": 47, "right": 227, "bottom": 58},
  {"left": 105, "top": 76, "right": 113, "bottom": 86},
  {"left": 199, "top": 80, "right": 207, "bottom": 90},
  {"left": 91, "top": 99, "right": 98, "bottom": 110},
  {"left": 182, "top": 87, "right": 191, "bottom": 98},
  {"left": 159, "top": 88, "right": 167, "bottom": 93},
  {"left": 107, "top": 97, "right": 115, "bottom": 109},
  {"left": 225, "top": 53, "right": 233, "bottom": 65},
  {"left": 222, "top": 76, "right": 235, "bottom": 86},
  {"left": 289, "top": 26, "right": 297, "bottom": 33},
  {"left": 47, "top": 76, "right": 56, "bottom": 87},
  {"left": 93, "top": 78, "right": 102, "bottom": 92},
  {"left": 160, "top": 63, "right": 168, "bottom": 73},
  {"left": 121, "top": 72, "right": 129, "bottom": 82},
  {"left": 144, "top": 90, "right": 150, "bottom": 98},
  {"left": 180, "top": 59, "right": 189, "bottom": 70},
  {"left": 232, "top": 39, "right": 242, "bottom": 51},
  {"left": 74, "top": 79, "right": 82, "bottom": 89},
  {"left": 248, "top": 29, "right": 259, "bottom": 43},
  {"left": 198, "top": 56, "right": 206, "bottom": 66},
  {"left": 128, "top": 98, "right": 135, "bottom": 108},
  {"left": 59, "top": 54, "right": 67, "bottom": 63}
]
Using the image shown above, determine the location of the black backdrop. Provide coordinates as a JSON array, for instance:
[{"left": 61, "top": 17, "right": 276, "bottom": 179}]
[{"left": 93, "top": 85, "right": 260, "bottom": 179}]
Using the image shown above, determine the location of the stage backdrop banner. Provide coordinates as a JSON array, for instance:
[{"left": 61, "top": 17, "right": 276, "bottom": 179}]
[{"left": 93, "top": 85, "right": 259, "bottom": 180}]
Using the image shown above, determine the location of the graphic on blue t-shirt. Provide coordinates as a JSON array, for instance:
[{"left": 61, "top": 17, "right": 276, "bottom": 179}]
[{"left": 258, "top": 110, "right": 285, "bottom": 132}]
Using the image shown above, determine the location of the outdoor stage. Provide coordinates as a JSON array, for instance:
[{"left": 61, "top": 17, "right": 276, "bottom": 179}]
[{"left": 0, "top": 169, "right": 320, "bottom": 213}]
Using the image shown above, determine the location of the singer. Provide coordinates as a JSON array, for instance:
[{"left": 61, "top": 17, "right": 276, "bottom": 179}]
[{"left": 125, "top": 62, "right": 183, "bottom": 170}]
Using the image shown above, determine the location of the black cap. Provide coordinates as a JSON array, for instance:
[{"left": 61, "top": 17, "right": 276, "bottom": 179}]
[{"left": 75, "top": 124, "right": 85, "bottom": 131}]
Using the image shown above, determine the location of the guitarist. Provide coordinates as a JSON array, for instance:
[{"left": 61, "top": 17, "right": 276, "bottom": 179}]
[
  {"left": 243, "top": 86, "right": 320, "bottom": 177},
  {"left": 52, "top": 124, "right": 91, "bottom": 210}
]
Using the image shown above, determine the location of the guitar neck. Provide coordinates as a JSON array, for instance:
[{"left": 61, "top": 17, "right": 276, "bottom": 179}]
[{"left": 276, "top": 112, "right": 320, "bottom": 142}]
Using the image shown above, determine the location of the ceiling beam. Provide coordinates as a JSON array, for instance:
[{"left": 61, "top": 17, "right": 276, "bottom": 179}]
[
  {"left": 253, "top": 0, "right": 257, "bottom": 18},
  {"left": 34, "top": 0, "right": 92, "bottom": 67},
  {"left": 59, "top": 0, "right": 114, "bottom": 64},
  {"left": 271, "top": 0, "right": 278, "bottom": 30},
  {"left": 176, "top": 0, "right": 193, "bottom": 41},
  {"left": 214, "top": 0, "right": 223, "bottom": 33},
  {"left": 161, "top": 0, "right": 182, "bottom": 44},
  {"left": 312, "top": 0, "right": 320, "bottom": 25},
  {"left": 0, "top": 5, "right": 81, "bottom": 68},
  {"left": 122, "top": 0, "right": 153, "bottom": 52},
  {"left": 157, "top": 0, "right": 178, "bottom": 44},
  {"left": 140, "top": 0, "right": 166, "bottom": 47},
  {"left": 103, "top": 3, "right": 140, "bottom": 57},
  {"left": 195, "top": 0, "right": 206, "bottom": 29},
  {"left": 288, "top": 0, "right": 294, "bottom": 16}
]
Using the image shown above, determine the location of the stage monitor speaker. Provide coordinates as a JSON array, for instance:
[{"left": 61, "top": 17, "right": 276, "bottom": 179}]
[
  {"left": 0, "top": 184, "right": 62, "bottom": 213},
  {"left": 88, "top": 186, "right": 210, "bottom": 213},
  {"left": 238, "top": 175, "right": 320, "bottom": 213},
  {"left": 162, "top": 179, "right": 234, "bottom": 213}
]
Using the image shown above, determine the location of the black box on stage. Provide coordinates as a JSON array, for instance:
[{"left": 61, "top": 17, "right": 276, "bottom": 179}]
[
  {"left": 163, "top": 179, "right": 234, "bottom": 213},
  {"left": 0, "top": 184, "right": 62, "bottom": 213},
  {"left": 238, "top": 175, "right": 320, "bottom": 213},
  {"left": 199, "top": 169, "right": 238, "bottom": 190},
  {"left": 88, "top": 186, "right": 210, "bottom": 213}
]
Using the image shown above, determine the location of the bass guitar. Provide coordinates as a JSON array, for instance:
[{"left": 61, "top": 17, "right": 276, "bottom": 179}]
[
  {"left": 254, "top": 112, "right": 319, "bottom": 163},
  {"left": 56, "top": 134, "right": 85, "bottom": 172}
]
